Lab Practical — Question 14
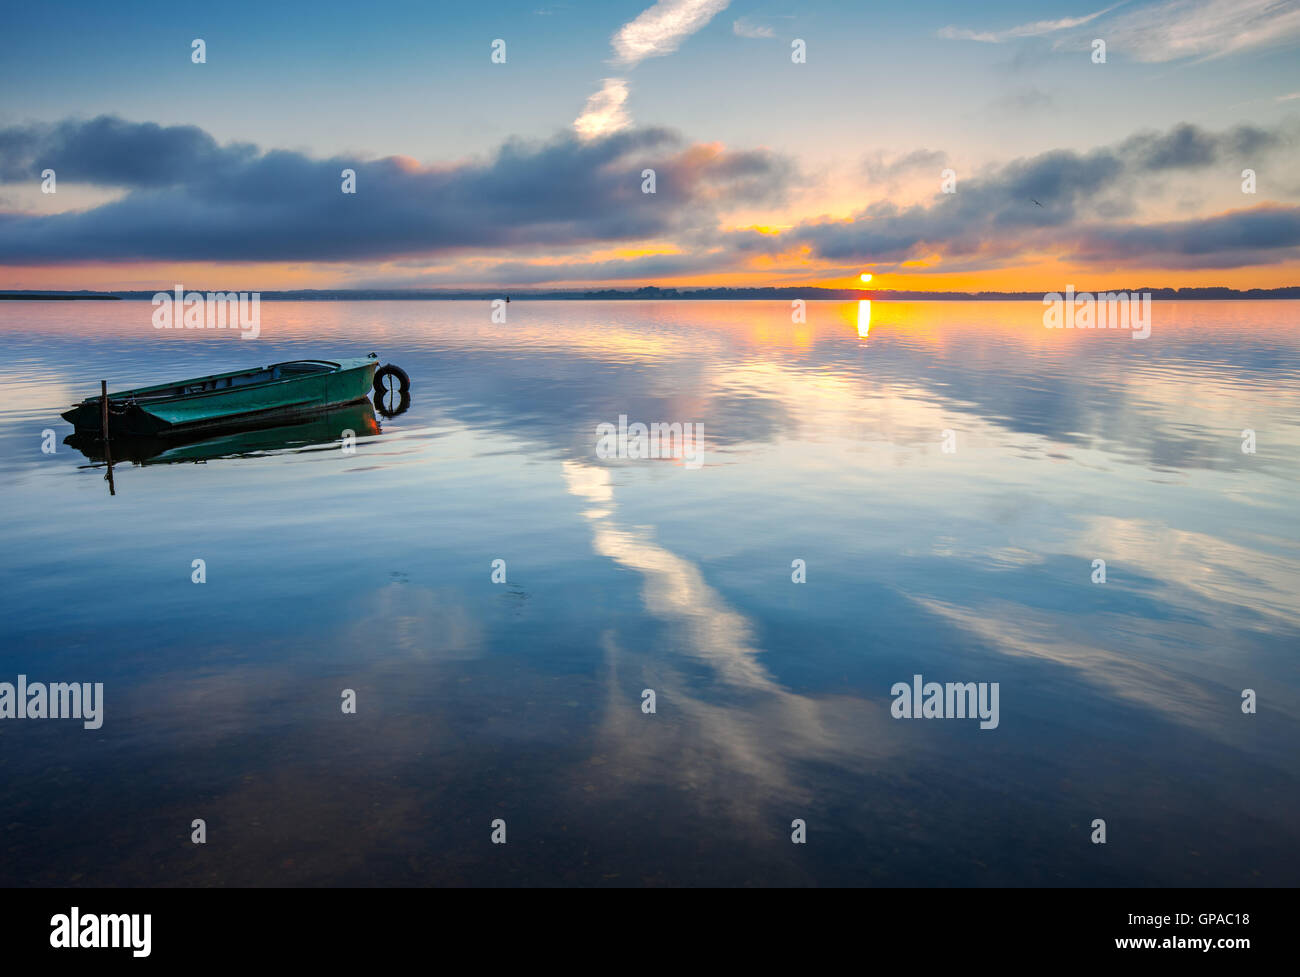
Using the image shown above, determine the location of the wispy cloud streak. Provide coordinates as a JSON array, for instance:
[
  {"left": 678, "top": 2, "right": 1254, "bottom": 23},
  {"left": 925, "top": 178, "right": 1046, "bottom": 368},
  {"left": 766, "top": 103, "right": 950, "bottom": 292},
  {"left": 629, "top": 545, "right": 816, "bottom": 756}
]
[
  {"left": 613, "top": 0, "right": 731, "bottom": 65},
  {"left": 939, "top": 4, "right": 1120, "bottom": 42},
  {"left": 941, "top": 0, "right": 1300, "bottom": 63},
  {"left": 1100, "top": 0, "right": 1300, "bottom": 62},
  {"left": 733, "top": 17, "right": 775, "bottom": 39},
  {"left": 573, "top": 79, "right": 631, "bottom": 140}
]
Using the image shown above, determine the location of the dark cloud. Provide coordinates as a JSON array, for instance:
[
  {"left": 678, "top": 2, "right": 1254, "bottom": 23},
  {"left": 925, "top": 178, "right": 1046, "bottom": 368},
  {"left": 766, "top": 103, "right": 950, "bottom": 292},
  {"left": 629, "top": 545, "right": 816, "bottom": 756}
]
[
  {"left": 0, "top": 116, "right": 1295, "bottom": 277},
  {"left": 791, "top": 147, "right": 1125, "bottom": 265},
  {"left": 0, "top": 116, "right": 793, "bottom": 264},
  {"left": 1068, "top": 205, "right": 1300, "bottom": 269},
  {"left": 777, "top": 121, "right": 1299, "bottom": 271},
  {"left": 0, "top": 116, "right": 257, "bottom": 186},
  {"left": 1118, "top": 123, "right": 1280, "bottom": 171}
]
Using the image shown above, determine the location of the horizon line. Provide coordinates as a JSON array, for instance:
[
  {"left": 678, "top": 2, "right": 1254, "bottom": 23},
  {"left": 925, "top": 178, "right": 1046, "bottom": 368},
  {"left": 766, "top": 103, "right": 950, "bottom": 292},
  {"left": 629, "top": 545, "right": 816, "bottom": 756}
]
[{"left": 4, "top": 285, "right": 1300, "bottom": 302}]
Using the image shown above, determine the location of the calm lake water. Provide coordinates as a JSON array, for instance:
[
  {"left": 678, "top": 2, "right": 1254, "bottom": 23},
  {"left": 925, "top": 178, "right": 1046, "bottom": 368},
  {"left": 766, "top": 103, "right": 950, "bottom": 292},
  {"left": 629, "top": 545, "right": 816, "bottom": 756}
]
[{"left": 1, "top": 299, "right": 1297, "bottom": 887}]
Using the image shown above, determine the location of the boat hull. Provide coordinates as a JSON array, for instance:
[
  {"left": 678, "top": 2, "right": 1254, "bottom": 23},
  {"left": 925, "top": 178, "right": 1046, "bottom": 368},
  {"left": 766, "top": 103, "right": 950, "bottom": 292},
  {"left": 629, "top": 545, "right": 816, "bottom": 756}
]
[
  {"left": 65, "top": 399, "right": 382, "bottom": 465},
  {"left": 62, "top": 357, "right": 379, "bottom": 437}
]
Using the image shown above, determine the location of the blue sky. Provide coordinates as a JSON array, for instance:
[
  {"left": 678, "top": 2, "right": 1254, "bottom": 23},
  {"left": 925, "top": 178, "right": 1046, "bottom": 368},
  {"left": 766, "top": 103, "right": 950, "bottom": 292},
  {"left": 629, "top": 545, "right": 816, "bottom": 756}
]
[{"left": 2, "top": 0, "right": 1298, "bottom": 289}]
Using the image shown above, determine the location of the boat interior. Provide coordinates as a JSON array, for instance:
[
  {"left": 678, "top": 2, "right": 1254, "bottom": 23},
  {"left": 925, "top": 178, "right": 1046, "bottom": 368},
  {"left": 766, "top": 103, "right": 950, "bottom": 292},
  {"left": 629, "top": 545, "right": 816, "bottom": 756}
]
[{"left": 121, "top": 360, "right": 338, "bottom": 401}]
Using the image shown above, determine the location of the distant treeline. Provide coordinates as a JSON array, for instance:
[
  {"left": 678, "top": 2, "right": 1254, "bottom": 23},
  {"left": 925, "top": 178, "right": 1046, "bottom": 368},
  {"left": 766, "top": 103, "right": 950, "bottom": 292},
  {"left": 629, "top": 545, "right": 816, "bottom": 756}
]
[
  {"left": 4, "top": 285, "right": 1299, "bottom": 301},
  {"left": 0, "top": 292, "right": 124, "bottom": 300}
]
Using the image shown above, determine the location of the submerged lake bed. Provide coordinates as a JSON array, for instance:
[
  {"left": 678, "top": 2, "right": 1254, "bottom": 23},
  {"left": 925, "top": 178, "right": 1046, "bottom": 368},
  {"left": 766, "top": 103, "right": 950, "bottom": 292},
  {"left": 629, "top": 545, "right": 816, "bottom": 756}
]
[{"left": 1, "top": 299, "right": 1297, "bottom": 886}]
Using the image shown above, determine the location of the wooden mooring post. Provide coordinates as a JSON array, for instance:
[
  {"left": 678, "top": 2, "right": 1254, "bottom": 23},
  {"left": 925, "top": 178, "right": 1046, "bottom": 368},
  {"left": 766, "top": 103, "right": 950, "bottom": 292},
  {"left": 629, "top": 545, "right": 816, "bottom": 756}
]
[{"left": 100, "top": 379, "right": 115, "bottom": 496}]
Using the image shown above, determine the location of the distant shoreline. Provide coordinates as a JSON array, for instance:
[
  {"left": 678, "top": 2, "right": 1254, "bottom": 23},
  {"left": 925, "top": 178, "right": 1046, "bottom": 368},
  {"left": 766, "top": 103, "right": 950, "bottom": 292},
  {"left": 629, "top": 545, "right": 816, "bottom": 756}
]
[
  {"left": 3, "top": 286, "right": 1299, "bottom": 301},
  {"left": 0, "top": 293, "right": 124, "bottom": 301}
]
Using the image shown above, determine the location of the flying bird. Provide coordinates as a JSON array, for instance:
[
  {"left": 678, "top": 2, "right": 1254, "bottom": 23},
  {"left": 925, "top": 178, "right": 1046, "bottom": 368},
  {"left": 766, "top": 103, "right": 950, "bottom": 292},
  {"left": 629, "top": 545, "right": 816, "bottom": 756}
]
[{"left": 1031, "top": 198, "right": 1043, "bottom": 207}]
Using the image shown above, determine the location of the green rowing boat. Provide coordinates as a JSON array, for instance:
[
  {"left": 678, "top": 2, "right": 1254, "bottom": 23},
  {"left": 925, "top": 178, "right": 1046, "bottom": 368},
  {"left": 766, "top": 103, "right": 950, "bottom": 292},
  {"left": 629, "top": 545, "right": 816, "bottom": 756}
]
[{"left": 62, "top": 354, "right": 383, "bottom": 437}]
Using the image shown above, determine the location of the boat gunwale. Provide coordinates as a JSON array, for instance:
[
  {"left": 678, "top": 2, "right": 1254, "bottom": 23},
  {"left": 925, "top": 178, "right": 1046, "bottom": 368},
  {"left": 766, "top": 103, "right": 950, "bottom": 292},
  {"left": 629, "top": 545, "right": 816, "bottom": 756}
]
[{"left": 78, "top": 358, "right": 374, "bottom": 407}]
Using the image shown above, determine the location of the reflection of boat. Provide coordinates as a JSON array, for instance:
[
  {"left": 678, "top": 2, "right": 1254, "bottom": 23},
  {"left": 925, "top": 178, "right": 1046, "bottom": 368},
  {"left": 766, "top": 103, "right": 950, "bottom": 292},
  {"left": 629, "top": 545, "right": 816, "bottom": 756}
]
[
  {"left": 65, "top": 399, "right": 381, "bottom": 465},
  {"left": 61, "top": 355, "right": 381, "bottom": 437}
]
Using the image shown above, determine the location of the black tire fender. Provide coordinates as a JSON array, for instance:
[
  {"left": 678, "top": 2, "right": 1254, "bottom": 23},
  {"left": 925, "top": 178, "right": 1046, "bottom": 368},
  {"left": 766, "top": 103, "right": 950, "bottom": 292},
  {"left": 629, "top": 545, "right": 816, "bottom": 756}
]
[{"left": 373, "top": 363, "right": 410, "bottom": 395}]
